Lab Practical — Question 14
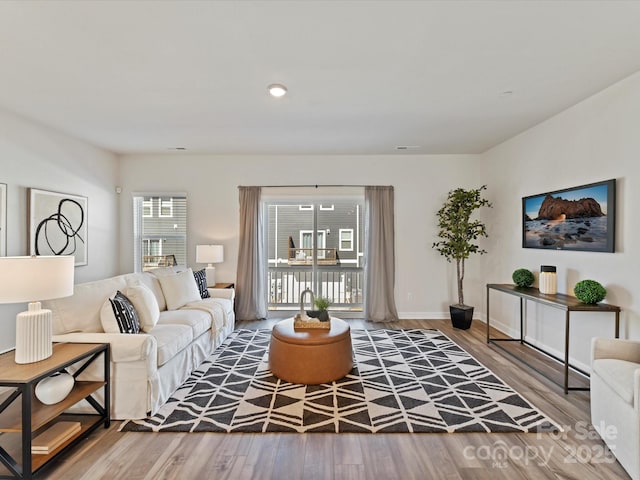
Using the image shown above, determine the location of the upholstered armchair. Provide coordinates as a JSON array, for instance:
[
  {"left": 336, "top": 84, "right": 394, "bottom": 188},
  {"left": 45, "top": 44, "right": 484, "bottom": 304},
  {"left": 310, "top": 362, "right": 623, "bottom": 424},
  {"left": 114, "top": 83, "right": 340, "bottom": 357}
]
[{"left": 591, "top": 338, "right": 640, "bottom": 480}]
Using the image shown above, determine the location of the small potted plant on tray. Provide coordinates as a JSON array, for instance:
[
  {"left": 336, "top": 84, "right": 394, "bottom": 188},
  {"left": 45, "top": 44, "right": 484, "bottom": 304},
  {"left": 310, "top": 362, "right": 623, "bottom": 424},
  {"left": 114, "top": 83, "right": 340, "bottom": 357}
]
[{"left": 308, "top": 296, "right": 331, "bottom": 322}]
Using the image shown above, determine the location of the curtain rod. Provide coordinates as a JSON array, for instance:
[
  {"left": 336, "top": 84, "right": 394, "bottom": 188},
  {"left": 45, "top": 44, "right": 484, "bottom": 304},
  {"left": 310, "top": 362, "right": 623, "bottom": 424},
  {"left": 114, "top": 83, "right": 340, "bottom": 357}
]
[{"left": 239, "top": 184, "right": 392, "bottom": 188}]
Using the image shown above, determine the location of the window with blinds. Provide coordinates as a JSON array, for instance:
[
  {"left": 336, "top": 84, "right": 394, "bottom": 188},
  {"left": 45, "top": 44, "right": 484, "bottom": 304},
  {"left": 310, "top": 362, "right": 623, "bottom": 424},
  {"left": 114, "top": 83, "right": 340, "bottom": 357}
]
[{"left": 133, "top": 194, "right": 187, "bottom": 272}]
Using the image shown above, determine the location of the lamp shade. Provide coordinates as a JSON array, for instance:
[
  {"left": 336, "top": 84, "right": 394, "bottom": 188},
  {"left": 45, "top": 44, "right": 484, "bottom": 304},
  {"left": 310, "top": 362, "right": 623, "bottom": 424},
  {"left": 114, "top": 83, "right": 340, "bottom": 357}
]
[
  {"left": 0, "top": 256, "right": 75, "bottom": 303},
  {"left": 196, "top": 245, "right": 224, "bottom": 264}
]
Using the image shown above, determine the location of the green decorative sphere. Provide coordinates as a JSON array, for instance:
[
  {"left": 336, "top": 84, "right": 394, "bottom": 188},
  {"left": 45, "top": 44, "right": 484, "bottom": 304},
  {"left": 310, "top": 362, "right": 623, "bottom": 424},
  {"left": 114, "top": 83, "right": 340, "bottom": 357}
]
[
  {"left": 512, "top": 268, "right": 535, "bottom": 288},
  {"left": 574, "top": 280, "right": 606, "bottom": 304}
]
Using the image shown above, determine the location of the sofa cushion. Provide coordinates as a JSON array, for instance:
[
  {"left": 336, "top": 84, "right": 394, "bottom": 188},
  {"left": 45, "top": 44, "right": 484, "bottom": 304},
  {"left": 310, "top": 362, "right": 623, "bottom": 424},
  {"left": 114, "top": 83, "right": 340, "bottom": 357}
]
[
  {"left": 147, "top": 324, "right": 194, "bottom": 367},
  {"left": 158, "top": 309, "right": 212, "bottom": 339},
  {"left": 193, "top": 269, "right": 210, "bottom": 299},
  {"left": 44, "top": 275, "right": 129, "bottom": 334},
  {"left": 158, "top": 268, "right": 201, "bottom": 310},
  {"left": 593, "top": 358, "right": 639, "bottom": 405},
  {"left": 122, "top": 283, "right": 160, "bottom": 332},
  {"left": 100, "top": 291, "right": 141, "bottom": 334},
  {"left": 145, "top": 266, "right": 186, "bottom": 310},
  {"left": 147, "top": 266, "right": 184, "bottom": 277},
  {"left": 124, "top": 272, "right": 167, "bottom": 312}
]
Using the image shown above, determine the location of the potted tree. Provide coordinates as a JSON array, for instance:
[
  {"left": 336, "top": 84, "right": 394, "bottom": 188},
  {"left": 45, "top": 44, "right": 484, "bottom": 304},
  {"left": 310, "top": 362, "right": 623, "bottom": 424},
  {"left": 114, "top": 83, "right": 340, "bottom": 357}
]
[{"left": 432, "top": 185, "right": 492, "bottom": 329}]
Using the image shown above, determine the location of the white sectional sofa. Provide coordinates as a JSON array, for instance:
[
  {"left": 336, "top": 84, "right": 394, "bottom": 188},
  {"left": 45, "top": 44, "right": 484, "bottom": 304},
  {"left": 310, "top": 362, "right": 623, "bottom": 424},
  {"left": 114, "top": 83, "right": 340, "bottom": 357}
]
[{"left": 43, "top": 266, "right": 235, "bottom": 420}]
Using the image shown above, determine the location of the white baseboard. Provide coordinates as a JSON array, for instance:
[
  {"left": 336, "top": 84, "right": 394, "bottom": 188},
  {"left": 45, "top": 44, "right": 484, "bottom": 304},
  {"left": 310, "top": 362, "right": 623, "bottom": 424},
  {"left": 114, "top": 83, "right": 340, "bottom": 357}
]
[
  {"left": 520, "top": 336, "right": 591, "bottom": 374},
  {"left": 486, "top": 316, "right": 591, "bottom": 374},
  {"left": 485, "top": 316, "right": 520, "bottom": 339},
  {"left": 398, "top": 312, "right": 450, "bottom": 320},
  {"left": 399, "top": 311, "right": 488, "bottom": 322}
]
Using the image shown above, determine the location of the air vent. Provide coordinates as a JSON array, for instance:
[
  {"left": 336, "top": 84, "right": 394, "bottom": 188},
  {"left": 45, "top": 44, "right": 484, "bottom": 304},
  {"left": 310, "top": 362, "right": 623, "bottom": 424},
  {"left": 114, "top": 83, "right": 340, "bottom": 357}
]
[{"left": 395, "top": 145, "right": 421, "bottom": 150}]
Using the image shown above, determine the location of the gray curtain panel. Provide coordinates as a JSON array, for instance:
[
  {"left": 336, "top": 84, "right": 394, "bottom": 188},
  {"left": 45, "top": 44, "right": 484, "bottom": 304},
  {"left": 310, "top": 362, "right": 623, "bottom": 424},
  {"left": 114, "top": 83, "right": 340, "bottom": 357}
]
[
  {"left": 364, "top": 186, "right": 399, "bottom": 322},
  {"left": 235, "top": 186, "right": 268, "bottom": 320}
]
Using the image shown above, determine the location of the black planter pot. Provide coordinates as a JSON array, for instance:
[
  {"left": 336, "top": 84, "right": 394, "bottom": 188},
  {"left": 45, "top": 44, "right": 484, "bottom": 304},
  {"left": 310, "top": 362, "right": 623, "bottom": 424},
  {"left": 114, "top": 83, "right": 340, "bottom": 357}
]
[
  {"left": 449, "top": 305, "right": 474, "bottom": 330},
  {"left": 306, "top": 310, "right": 330, "bottom": 322}
]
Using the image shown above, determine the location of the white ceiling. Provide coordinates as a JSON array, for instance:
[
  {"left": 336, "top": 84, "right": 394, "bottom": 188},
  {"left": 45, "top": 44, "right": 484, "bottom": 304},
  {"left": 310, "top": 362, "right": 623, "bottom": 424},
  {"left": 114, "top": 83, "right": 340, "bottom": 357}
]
[{"left": 1, "top": 1, "right": 640, "bottom": 155}]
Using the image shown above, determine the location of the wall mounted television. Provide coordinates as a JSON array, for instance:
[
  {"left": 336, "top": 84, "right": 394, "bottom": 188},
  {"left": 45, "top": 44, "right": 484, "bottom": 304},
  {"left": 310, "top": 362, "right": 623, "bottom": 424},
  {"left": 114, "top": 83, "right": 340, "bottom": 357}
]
[{"left": 522, "top": 179, "right": 616, "bottom": 252}]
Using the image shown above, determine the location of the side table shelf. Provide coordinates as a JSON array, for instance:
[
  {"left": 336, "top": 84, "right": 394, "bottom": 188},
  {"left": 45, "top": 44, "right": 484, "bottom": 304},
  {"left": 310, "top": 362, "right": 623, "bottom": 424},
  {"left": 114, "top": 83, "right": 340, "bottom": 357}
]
[{"left": 0, "top": 343, "right": 110, "bottom": 479}]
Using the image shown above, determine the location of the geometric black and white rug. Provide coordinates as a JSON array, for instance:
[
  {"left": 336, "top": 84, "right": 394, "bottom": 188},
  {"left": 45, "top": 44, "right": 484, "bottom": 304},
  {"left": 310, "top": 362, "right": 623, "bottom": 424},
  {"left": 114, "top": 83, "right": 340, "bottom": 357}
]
[{"left": 121, "top": 328, "right": 561, "bottom": 433}]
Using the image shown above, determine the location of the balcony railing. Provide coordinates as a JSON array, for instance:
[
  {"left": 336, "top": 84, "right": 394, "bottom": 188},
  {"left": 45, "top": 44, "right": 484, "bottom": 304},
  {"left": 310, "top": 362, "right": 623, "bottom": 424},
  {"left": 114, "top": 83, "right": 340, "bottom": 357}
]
[
  {"left": 288, "top": 247, "right": 338, "bottom": 265},
  {"left": 268, "top": 266, "right": 363, "bottom": 311},
  {"left": 143, "top": 254, "right": 177, "bottom": 271}
]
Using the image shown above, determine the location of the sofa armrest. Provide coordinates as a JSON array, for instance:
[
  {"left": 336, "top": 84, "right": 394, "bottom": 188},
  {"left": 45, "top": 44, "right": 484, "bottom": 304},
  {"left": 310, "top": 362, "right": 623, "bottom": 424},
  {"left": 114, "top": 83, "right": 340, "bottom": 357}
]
[
  {"left": 592, "top": 337, "right": 640, "bottom": 363},
  {"left": 53, "top": 332, "right": 156, "bottom": 363},
  {"left": 207, "top": 288, "right": 235, "bottom": 301}
]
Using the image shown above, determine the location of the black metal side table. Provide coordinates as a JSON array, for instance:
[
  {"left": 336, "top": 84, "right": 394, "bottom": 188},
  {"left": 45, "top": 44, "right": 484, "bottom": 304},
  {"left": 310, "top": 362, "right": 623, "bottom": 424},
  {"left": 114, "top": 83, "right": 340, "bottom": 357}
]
[{"left": 0, "top": 343, "right": 110, "bottom": 479}]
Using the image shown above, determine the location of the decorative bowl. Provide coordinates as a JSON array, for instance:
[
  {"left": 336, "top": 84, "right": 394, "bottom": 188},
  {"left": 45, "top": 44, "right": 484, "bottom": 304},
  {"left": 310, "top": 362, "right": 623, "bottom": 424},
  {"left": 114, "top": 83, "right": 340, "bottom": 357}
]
[{"left": 35, "top": 372, "right": 75, "bottom": 405}]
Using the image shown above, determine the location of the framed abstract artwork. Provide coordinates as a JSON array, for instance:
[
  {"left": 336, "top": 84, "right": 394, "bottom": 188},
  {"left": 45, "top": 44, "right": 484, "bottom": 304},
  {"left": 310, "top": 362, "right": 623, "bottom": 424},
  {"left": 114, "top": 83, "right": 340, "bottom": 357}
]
[{"left": 29, "top": 188, "right": 88, "bottom": 266}]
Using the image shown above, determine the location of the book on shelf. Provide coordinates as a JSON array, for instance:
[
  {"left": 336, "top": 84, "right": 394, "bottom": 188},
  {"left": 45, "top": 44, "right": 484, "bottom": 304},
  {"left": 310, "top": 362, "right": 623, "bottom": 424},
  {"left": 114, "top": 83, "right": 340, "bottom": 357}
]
[{"left": 32, "top": 421, "right": 81, "bottom": 455}]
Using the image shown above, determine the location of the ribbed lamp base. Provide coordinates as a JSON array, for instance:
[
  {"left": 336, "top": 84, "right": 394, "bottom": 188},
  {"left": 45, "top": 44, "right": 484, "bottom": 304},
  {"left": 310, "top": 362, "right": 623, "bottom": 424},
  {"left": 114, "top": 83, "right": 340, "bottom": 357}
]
[
  {"left": 205, "top": 266, "right": 217, "bottom": 287},
  {"left": 15, "top": 302, "right": 53, "bottom": 364}
]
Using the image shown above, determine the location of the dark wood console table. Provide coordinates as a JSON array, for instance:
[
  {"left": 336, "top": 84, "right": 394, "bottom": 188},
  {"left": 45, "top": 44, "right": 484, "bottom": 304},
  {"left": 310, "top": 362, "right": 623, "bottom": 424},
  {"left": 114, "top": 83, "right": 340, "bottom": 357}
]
[{"left": 486, "top": 283, "right": 621, "bottom": 394}]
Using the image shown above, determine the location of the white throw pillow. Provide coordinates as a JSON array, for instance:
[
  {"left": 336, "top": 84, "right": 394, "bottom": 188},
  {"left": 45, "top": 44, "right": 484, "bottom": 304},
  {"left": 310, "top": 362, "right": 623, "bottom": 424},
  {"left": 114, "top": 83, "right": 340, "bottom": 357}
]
[
  {"left": 149, "top": 266, "right": 184, "bottom": 277},
  {"left": 100, "top": 291, "right": 141, "bottom": 334},
  {"left": 158, "top": 268, "right": 201, "bottom": 310},
  {"left": 121, "top": 283, "right": 160, "bottom": 332}
]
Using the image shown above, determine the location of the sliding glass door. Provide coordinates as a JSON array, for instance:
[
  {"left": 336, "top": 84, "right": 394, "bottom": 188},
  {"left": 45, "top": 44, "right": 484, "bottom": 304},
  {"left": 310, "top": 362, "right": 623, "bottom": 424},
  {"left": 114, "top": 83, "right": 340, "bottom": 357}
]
[{"left": 264, "top": 189, "right": 364, "bottom": 316}]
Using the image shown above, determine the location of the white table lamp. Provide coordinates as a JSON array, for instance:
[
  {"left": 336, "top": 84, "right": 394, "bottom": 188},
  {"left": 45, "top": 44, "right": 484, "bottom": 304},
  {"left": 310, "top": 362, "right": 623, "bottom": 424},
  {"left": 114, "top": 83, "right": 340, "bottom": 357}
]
[
  {"left": 196, "top": 244, "right": 223, "bottom": 287},
  {"left": 0, "top": 256, "right": 75, "bottom": 364}
]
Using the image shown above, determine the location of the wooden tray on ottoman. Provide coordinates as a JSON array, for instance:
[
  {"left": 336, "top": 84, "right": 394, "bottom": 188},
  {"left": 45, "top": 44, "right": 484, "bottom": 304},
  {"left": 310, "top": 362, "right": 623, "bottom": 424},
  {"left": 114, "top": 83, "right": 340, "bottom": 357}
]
[{"left": 293, "top": 312, "right": 331, "bottom": 329}]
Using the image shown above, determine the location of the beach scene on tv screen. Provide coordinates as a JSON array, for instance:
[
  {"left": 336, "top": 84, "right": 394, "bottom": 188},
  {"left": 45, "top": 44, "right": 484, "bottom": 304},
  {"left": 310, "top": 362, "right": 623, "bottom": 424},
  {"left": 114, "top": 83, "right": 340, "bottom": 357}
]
[{"left": 524, "top": 183, "right": 610, "bottom": 251}]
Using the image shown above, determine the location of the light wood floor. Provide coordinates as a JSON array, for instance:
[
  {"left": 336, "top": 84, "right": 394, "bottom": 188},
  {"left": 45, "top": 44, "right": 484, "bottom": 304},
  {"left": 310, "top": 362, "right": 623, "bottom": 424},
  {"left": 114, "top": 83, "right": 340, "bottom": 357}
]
[{"left": 44, "top": 319, "right": 629, "bottom": 480}]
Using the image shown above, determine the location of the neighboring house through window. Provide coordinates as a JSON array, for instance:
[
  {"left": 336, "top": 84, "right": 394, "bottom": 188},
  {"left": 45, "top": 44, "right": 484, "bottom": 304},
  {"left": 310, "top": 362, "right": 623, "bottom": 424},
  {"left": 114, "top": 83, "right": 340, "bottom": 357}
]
[
  {"left": 159, "top": 198, "right": 174, "bottom": 217},
  {"left": 264, "top": 187, "right": 365, "bottom": 312},
  {"left": 300, "top": 230, "right": 327, "bottom": 259},
  {"left": 133, "top": 194, "right": 187, "bottom": 272},
  {"left": 144, "top": 238, "right": 162, "bottom": 256},
  {"left": 339, "top": 229, "right": 354, "bottom": 251},
  {"left": 143, "top": 198, "right": 153, "bottom": 217}
]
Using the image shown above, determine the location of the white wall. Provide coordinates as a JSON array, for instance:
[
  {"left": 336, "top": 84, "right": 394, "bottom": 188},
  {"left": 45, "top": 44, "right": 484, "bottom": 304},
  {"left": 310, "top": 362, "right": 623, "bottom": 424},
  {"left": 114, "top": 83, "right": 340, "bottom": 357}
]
[
  {"left": 4, "top": 72, "right": 636, "bottom": 370},
  {"left": 0, "top": 109, "right": 119, "bottom": 353},
  {"left": 117, "top": 154, "right": 486, "bottom": 318},
  {"left": 481, "top": 71, "right": 640, "bottom": 371}
]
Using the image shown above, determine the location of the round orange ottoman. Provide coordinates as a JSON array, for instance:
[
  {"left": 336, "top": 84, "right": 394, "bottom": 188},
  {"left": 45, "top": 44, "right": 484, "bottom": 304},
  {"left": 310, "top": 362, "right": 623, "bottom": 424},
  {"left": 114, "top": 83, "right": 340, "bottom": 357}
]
[{"left": 269, "top": 317, "right": 353, "bottom": 384}]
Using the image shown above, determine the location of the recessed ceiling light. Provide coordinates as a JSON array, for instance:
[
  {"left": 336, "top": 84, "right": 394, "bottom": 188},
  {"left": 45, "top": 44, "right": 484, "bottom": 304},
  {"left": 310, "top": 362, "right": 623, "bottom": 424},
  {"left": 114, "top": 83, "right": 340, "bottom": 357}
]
[{"left": 268, "top": 84, "right": 288, "bottom": 98}]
